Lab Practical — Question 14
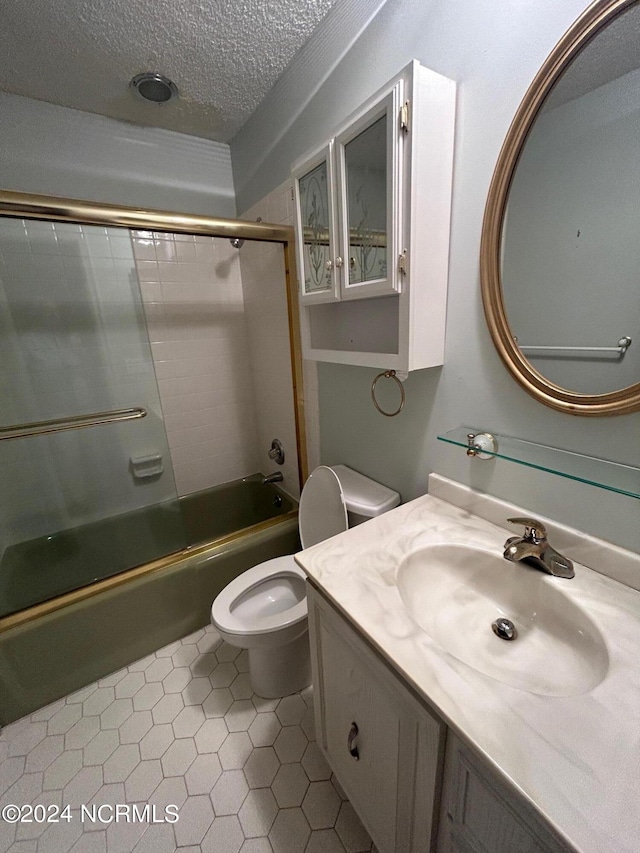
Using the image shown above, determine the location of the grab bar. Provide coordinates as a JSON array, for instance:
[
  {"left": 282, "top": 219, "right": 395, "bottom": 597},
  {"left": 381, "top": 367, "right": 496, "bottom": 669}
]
[
  {"left": 0, "top": 407, "right": 147, "bottom": 441},
  {"left": 518, "top": 336, "right": 632, "bottom": 356}
]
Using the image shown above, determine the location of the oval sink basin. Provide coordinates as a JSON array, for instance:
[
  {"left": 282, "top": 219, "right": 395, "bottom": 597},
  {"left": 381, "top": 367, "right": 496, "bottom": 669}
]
[{"left": 396, "top": 544, "right": 608, "bottom": 696}]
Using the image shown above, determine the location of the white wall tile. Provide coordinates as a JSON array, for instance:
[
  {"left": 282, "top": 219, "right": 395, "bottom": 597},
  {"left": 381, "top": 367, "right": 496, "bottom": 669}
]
[{"left": 133, "top": 233, "right": 260, "bottom": 495}]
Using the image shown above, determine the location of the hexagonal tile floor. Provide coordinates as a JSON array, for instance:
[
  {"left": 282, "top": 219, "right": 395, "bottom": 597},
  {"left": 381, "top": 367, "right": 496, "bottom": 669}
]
[{"left": 0, "top": 625, "right": 376, "bottom": 853}]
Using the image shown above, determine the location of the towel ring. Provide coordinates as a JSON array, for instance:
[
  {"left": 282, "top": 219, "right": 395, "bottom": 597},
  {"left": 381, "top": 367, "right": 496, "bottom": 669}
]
[{"left": 371, "top": 370, "right": 405, "bottom": 417}]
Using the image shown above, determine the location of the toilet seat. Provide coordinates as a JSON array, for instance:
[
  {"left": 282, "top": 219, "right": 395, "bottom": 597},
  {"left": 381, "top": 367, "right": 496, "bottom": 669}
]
[
  {"left": 211, "top": 556, "right": 307, "bottom": 644},
  {"left": 210, "top": 465, "right": 398, "bottom": 697},
  {"left": 211, "top": 469, "right": 348, "bottom": 651}
]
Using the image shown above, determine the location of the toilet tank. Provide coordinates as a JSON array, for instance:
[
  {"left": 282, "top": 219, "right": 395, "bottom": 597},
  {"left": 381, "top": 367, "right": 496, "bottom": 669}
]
[{"left": 330, "top": 465, "right": 400, "bottom": 526}]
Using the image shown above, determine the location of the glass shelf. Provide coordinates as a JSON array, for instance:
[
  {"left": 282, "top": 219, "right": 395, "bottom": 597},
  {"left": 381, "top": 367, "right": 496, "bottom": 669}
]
[{"left": 438, "top": 426, "right": 640, "bottom": 501}]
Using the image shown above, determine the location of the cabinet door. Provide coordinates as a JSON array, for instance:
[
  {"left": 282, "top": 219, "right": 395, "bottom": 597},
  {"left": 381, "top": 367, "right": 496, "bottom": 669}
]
[
  {"left": 335, "top": 85, "right": 402, "bottom": 300},
  {"left": 308, "top": 584, "right": 443, "bottom": 853},
  {"left": 293, "top": 142, "right": 341, "bottom": 304},
  {"left": 438, "top": 735, "right": 570, "bottom": 853}
]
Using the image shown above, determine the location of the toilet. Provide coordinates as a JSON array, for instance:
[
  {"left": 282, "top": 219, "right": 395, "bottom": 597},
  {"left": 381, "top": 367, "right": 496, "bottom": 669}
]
[{"left": 211, "top": 465, "right": 400, "bottom": 698}]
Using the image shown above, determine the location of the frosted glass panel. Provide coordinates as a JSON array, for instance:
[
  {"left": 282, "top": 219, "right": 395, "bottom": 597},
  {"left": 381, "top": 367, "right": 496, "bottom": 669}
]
[
  {"left": 299, "top": 160, "right": 333, "bottom": 295},
  {"left": 0, "top": 218, "right": 185, "bottom": 617}
]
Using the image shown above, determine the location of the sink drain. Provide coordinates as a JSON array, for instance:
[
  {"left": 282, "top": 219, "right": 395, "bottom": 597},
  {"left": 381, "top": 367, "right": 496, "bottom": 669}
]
[{"left": 492, "top": 617, "right": 517, "bottom": 641}]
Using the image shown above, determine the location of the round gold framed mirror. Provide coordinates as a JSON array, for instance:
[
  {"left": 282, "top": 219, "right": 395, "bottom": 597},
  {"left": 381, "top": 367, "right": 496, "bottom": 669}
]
[{"left": 481, "top": 0, "right": 640, "bottom": 415}]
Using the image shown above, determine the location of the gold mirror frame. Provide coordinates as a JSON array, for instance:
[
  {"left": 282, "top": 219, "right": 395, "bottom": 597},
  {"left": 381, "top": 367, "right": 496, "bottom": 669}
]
[{"left": 480, "top": 0, "right": 640, "bottom": 416}]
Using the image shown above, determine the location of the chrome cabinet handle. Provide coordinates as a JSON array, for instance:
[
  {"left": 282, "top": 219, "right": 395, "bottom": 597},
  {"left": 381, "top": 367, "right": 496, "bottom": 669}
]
[
  {"left": 347, "top": 722, "right": 359, "bottom": 760},
  {"left": 325, "top": 259, "right": 333, "bottom": 271},
  {"left": 335, "top": 256, "right": 344, "bottom": 268}
]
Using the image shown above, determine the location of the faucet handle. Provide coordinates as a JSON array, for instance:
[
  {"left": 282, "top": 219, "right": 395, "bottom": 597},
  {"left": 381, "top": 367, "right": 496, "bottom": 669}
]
[{"left": 507, "top": 517, "right": 547, "bottom": 542}]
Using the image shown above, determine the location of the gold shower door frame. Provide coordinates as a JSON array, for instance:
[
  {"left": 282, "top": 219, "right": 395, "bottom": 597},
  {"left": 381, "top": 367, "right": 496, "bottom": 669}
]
[{"left": 0, "top": 189, "right": 308, "bottom": 632}]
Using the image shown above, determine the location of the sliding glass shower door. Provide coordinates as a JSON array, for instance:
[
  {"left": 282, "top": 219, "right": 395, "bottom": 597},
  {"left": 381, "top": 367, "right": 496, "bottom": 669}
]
[{"left": 0, "top": 217, "right": 186, "bottom": 618}]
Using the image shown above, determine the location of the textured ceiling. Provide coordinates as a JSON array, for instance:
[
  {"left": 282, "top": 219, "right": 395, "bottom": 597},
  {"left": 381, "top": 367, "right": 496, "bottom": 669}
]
[{"left": 0, "top": 0, "right": 341, "bottom": 143}]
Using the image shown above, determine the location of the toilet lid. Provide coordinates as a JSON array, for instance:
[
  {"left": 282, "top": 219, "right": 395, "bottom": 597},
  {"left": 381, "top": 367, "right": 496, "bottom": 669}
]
[{"left": 299, "top": 465, "right": 348, "bottom": 549}]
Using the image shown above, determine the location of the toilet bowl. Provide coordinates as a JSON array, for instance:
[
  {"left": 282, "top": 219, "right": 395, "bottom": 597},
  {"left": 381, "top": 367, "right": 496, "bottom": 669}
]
[{"left": 211, "top": 465, "right": 399, "bottom": 698}]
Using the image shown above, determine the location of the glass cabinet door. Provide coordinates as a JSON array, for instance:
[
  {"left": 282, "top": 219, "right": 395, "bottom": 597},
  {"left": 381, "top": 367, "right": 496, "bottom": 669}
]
[
  {"left": 294, "top": 143, "right": 340, "bottom": 304},
  {"left": 336, "top": 88, "right": 401, "bottom": 300}
]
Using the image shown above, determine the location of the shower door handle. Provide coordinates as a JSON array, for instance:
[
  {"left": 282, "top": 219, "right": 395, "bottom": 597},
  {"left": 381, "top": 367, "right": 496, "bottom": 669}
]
[{"left": 0, "top": 407, "right": 147, "bottom": 441}]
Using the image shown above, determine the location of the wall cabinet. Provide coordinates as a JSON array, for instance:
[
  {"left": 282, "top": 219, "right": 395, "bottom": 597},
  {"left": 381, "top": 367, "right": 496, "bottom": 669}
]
[
  {"left": 292, "top": 61, "right": 455, "bottom": 372},
  {"left": 308, "top": 583, "right": 573, "bottom": 853},
  {"left": 308, "top": 582, "right": 445, "bottom": 853}
]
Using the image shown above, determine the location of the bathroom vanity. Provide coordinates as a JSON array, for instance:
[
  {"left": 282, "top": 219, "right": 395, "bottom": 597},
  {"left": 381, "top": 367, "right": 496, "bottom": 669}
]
[{"left": 296, "top": 475, "right": 640, "bottom": 853}]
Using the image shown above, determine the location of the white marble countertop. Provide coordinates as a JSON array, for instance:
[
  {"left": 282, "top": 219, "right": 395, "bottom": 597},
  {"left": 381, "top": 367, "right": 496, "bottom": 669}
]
[{"left": 294, "top": 478, "right": 640, "bottom": 853}]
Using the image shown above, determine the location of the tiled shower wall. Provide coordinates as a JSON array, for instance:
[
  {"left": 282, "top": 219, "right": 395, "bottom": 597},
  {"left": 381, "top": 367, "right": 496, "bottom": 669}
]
[
  {"left": 132, "top": 232, "right": 261, "bottom": 497},
  {"left": 135, "top": 178, "right": 315, "bottom": 503}
]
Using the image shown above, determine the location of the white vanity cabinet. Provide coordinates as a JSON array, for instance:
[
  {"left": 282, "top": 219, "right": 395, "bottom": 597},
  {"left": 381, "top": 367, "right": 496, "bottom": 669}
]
[
  {"left": 308, "top": 583, "right": 574, "bottom": 853},
  {"left": 307, "top": 582, "right": 445, "bottom": 853},
  {"left": 437, "top": 735, "right": 571, "bottom": 853},
  {"left": 293, "top": 60, "right": 455, "bottom": 372}
]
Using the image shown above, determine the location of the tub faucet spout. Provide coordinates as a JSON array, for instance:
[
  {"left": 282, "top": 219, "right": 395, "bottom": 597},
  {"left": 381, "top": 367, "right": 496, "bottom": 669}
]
[{"left": 262, "top": 472, "right": 283, "bottom": 485}]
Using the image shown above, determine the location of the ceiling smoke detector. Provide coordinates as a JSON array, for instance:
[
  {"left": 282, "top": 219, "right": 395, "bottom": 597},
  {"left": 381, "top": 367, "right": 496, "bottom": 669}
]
[{"left": 130, "top": 72, "right": 178, "bottom": 104}]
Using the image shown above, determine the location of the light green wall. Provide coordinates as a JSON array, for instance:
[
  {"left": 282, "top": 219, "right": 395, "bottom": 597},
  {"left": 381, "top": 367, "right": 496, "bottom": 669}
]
[{"left": 318, "top": 363, "right": 441, "bottom": 501}]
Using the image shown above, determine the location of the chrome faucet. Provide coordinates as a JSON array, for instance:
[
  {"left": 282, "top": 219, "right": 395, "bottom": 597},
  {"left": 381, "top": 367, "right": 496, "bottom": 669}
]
[
  {"left": 503, "top": 517, "right": 574, "bottom": 579},
  {"left": 262, "top": 472, "right": 283, "bottom": 485}
]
